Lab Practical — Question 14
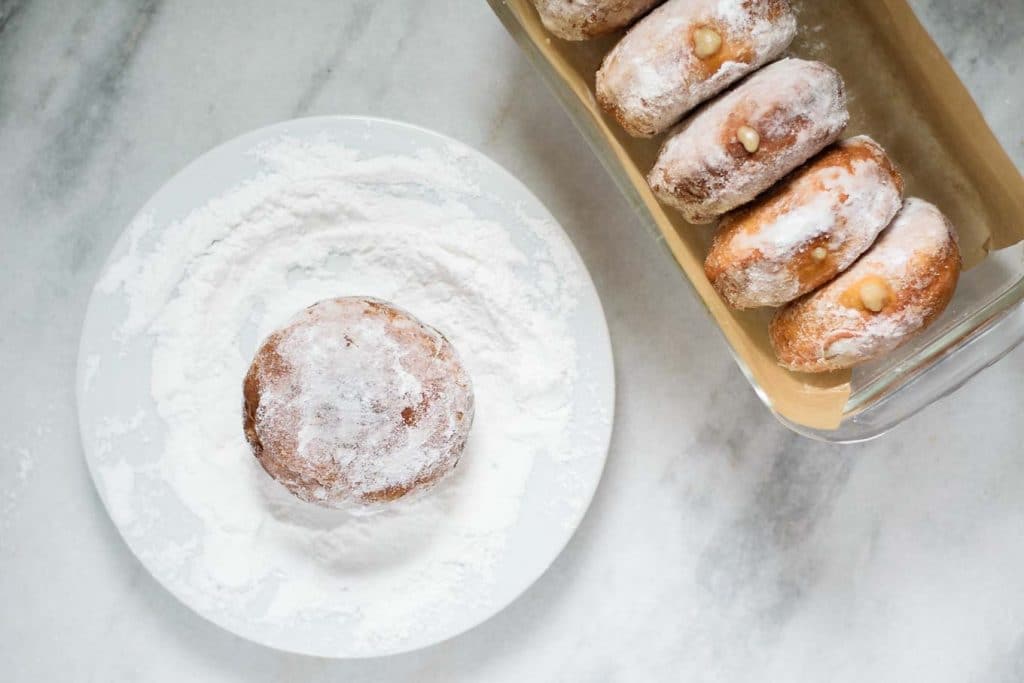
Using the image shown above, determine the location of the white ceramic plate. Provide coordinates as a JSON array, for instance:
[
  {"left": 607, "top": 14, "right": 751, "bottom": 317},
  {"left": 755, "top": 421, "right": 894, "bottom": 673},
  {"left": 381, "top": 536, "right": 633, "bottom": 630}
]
[{"left": 76, "top": 117, "right": 614, "bottom": 658}]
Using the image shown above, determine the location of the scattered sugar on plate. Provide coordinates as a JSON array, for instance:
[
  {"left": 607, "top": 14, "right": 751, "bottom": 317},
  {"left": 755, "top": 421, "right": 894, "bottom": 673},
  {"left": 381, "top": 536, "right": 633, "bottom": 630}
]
[{"left": 87, "top": 136, "right": 592, "bottom": 654}]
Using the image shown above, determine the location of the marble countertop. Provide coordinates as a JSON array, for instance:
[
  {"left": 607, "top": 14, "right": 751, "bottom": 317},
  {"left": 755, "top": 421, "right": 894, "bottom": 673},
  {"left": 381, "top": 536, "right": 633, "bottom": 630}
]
[{"left": 1, "top": 1, "right": 1022, "bottom": 681}]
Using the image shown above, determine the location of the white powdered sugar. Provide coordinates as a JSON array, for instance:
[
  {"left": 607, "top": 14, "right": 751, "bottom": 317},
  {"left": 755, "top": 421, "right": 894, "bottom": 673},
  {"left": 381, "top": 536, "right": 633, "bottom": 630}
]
[
  {"left": 722, "top": 194, "right": 837, "bottom": 304},
  {"left": 597, "top": 0, "right": 797, "bottom": 137},
  {"left": 732, "top": 162, "right": 896, "bottom": 263},
  {"left": 649, "top": 58, "right": 849, "bottom": 224},
  {"left": 533, "top": 0, "right": 661, "bottom": 41},
  {"left": 735, "top": 193, "right": 835, "bottom": 254},
  {"left": 89, "top": 136, "right": 588, "bottom": 652},
  {"left": 714, "top": 136, "right": 903, "bottom": 308}
]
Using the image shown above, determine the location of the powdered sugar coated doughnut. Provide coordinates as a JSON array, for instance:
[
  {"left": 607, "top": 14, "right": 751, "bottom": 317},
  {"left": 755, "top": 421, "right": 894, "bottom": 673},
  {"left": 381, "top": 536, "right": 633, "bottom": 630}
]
[
  {"left": 532, "top": 0, "right": 661, "bottom": 41},
  {"left": 770, "top": 198, "right": 961, "bottom": 373},
  {"left": 648, "top": 58, "right": 849, "bottom": 224},
  {"left": 706, "top": 136, "right": 904, "bottom": 309},
  {"left": 597, "top": 0, "right": 797, "bottom": 137},
  {"left": 243, "top": 297, "right": 475, "bottom": 508}
]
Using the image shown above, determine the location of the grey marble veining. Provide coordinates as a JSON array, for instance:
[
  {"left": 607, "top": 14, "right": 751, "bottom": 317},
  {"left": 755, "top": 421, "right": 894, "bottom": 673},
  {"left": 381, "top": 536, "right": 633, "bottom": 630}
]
[{"left": 1, "top": 1, "right": 1023, "bottom": 681}]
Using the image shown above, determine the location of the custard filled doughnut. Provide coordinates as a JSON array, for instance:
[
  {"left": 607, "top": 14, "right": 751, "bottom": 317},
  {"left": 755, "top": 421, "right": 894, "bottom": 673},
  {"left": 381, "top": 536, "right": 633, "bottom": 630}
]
[
  {"left": 532, "top": 0, "right": 661, "bottom": 41},
  {"left": 770, "top": 199, "right": 961, "bottom": 373},
  {"left": 648, "top": 58, "right": 849, "bottom": 224},
  {"left": 243, "top": 297, "right": 475, "bottom": 507},
  {"left": 597, "top": 0, "right": 797, "bottom": 137},
  {"left": 705, "top": 136, "right": 904, "bottom": 309}
]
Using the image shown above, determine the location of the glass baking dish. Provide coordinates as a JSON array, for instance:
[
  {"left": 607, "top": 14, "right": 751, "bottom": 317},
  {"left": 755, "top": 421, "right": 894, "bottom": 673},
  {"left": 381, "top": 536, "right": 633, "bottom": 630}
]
[{"left": 488, "top": 0, "right": 1024, "bottom": 443}]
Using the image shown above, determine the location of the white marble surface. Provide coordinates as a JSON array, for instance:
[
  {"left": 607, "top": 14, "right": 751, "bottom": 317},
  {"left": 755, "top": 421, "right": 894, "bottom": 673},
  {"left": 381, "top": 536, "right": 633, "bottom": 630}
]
[{"left": 1, "top": 0, "right": 1023, "bottom": 680}]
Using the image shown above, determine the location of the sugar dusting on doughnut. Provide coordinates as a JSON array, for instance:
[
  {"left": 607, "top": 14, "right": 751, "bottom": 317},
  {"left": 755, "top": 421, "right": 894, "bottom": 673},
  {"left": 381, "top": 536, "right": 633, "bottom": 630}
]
[
  {"left": 770, "top": 198, "right": 962, "bottom": 373},
  {"left": 533, "top": 0, "right": 662, "bottom": 41},
  {"left": 244, "top": 297, "right": 474, "bottom": 508},
  {"left": 597, "top": 0, "right": 797, "bottom": 137},
  {"left": 648, "top": 58, "right": 849, "bottom": 224},
  {"left": 706, "top": 136, "right": 904, "bottom": 308}
]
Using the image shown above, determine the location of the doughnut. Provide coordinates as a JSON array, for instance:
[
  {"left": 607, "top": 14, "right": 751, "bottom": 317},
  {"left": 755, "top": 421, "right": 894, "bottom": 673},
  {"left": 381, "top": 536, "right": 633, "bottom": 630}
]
[
  {"left": 532, "top": 0, "right": 661, "bottom": 41},
  {"left": 647, "top": 58, "right": 849, "bottom": 224},
  {"left": 242, "top": 297, "right": 475, "bottom": 508},
  {"left": 597, "top": 0, "right": 797, "bottom": 137},
  {"left": 770, "top": 198, "right": 961, "bottom": 373},
  {"left": 705, "top": 136, "right": 904, "bottom": 309}
]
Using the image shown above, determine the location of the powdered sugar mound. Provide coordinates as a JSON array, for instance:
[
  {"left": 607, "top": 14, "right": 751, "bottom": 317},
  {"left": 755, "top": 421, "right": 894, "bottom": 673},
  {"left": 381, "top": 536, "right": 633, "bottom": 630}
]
[
  {"left": 649, "top": 58, "right": 849, "bottom": 224},
  {"left": 598, "top": 0, "right": 797, "bottom": 137},
  {"left": 90, "top": 136, "right": 588, "bottom": 653}
]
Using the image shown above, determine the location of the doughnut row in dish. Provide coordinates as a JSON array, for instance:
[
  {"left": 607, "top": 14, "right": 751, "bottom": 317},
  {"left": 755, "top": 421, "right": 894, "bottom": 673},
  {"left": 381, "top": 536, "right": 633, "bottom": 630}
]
[{"left": 531, "top": 0, "right": 963, "bottom": 373}]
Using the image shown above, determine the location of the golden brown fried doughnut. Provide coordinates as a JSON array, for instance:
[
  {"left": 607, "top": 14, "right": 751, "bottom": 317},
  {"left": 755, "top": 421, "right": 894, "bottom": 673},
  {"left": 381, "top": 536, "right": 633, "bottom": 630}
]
[
  {"left": 597, "top": 0, "right": 797, "bottom": 137},
  {"left": 243, "top": 297, "right": 474, "bottom": 507},
  {"left": 706, "top": 136, "right": 904, "bottom": 309},
  {"left": 770, "top": 199, "right": 961, "bottom": 372},
  {"left": 648, "top": 58, "right": 849, "bottom": 224},
  {"left": 533, "top": 0, "right": 661, "bottom": 40}
]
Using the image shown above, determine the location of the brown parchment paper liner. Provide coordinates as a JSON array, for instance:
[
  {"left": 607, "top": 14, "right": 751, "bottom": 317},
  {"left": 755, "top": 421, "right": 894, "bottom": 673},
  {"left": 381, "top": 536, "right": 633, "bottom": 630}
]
[{"left": 496, "top": 0, "right": 1024, "bottom": 430}]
